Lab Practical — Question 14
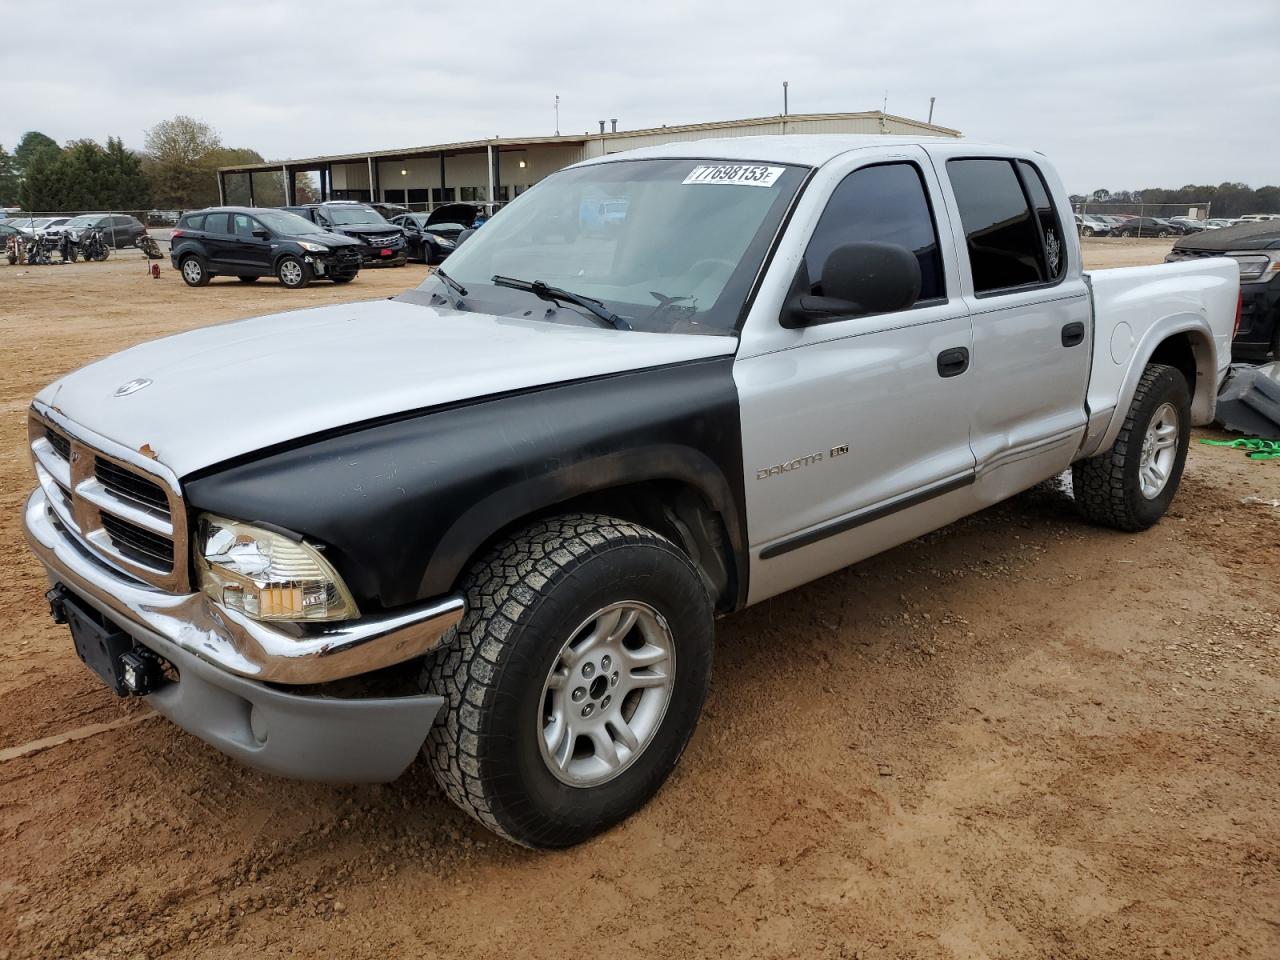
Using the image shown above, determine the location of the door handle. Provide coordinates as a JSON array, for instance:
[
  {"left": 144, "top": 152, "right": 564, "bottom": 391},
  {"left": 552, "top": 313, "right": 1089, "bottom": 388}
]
[
  {"left": 1061, "top": 322, "right": 1085, "bottom": 348},
  {"left": 937, "top": 346, "right": 970, "bottom": 378}
]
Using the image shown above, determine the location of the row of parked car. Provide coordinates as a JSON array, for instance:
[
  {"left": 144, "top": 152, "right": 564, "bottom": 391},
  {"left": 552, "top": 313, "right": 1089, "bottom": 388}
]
[
  {"left": 168, "top": 200, "right": 488, "bottom": 288},
  {"left": 0, "top": 213, "right": 148, "bottom": 247},
  {"left": 1074, "top": 212, "right": 1279, "bottom": 238}
]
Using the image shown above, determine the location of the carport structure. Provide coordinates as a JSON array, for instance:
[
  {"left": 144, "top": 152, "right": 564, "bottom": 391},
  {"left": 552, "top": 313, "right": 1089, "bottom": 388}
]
[{"left": 215, "top": 111, "right": 961, "bottom": 212}]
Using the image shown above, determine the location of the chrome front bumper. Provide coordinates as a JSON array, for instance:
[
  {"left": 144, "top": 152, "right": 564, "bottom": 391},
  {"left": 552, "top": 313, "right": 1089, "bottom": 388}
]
[{"left": 24, "top": 488, "right": 465, "bottom": 685}]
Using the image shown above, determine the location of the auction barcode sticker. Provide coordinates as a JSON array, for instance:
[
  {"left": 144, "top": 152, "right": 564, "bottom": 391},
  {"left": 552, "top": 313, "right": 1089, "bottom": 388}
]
[{"left": 682, "top": 164, "right": 785, "bottom": 187}]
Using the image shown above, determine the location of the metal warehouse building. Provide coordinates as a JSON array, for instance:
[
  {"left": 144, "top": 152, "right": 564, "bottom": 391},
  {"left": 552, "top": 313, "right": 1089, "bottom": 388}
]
[{"left": 216, "top": 111, "right": 960, "bottom": 210}]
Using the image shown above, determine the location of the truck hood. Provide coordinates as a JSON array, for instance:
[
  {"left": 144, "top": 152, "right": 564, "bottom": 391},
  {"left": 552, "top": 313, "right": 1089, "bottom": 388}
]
[
  {"left": 1173, "top": 221, "right": 1280, "bottom": 252},
  {"left": 35, "top": 296, "right": 736, "bottom": 477}
]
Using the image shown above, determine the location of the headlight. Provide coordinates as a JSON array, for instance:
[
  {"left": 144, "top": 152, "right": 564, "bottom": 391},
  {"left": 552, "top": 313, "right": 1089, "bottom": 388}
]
[
  {"left": 1229, "top": 253, "right": 1279, "bottom": 283},
  {"left": 298, "top": 240, "right": 328, "bottom": 253},
  {"left": 437, "top": 237, "right": 456, "bottom": 248},
  {"left": 195, "top": 514, "right": 358, "bottom": 622}
]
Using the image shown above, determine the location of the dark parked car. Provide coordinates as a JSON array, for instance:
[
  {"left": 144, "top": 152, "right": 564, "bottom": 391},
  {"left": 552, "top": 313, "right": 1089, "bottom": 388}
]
[
  {"left": 1112, "top": 217, "right": 1182, "bottom": 238},
  {"left": 1168, "top": 221, "right": 1280, "bottom": 361},
  {"left": 413, "top": 202, "right": 483, "bottom": 242},
  {"left": 282, "top": 202, "right": 407, "bottom": 266},
  {"left": 60, "top": 214, "right": 147, "bottom": 248},
  {"left": 169, "top": 207, "right": 363, "bottom": 289},
  {"left": 389, "top": 213, "right": 458, "bottom": 264}
]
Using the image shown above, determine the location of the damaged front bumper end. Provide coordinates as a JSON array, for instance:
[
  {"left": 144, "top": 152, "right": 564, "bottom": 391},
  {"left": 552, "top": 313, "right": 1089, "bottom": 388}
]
[{"left": 24, "top": 488, "right": 464, "bottom": 782}]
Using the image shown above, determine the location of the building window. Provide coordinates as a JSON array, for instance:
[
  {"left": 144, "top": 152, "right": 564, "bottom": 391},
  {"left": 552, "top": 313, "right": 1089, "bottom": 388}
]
[
  {"left": 431, "top": 187, "right": 455, "bottom": 203},
  {"left": 459, "top": 186, "right": 487, "bottom": 202}
]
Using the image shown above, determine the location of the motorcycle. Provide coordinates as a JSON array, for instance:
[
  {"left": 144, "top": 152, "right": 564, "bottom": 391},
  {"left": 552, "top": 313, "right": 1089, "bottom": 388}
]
[
  {"left": 79, "top": 227, "right": 111, "bottom": 262},
  {"left": 25, "top": 233, "right": 53, "bottom": 266},
  {"left": 5, "top": 234, "right": 24, "bottom": 265},
  {"left": 134, "top": 232, "right": 162, "bottom": 259},
  {"left": 59, "top": 231, "right": 78, "bottom": 263}
]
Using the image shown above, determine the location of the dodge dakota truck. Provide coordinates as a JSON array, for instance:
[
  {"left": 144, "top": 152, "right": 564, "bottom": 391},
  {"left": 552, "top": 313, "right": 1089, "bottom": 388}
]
[{"left": 24, "top": 136, "right": 1239, "bottom": 848}]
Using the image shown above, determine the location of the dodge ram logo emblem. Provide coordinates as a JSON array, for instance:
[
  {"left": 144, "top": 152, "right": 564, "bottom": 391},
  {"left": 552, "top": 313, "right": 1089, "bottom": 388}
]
[{"left": 114, "top": 378, "right": 153, "bottom": 397}]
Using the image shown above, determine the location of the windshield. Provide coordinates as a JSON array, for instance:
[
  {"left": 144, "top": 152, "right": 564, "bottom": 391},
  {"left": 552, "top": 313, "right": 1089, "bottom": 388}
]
[
  {"left": 65, "top": 215, "right": 98, "bottom": 228},
  {"left": 425, "top": 158, "right": 807, "bottom": 335},
  {"left": 257, "top": 210, "right": 325, "bottom": 235},
  {"left": 325, "top": 205, "right": 388, "bottom": 226}
]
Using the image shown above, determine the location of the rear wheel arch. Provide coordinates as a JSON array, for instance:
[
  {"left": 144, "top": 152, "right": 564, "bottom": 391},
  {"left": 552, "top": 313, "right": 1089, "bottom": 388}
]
[{"left": 1146, "top": 328, "right": 1215, "bottom": 424}]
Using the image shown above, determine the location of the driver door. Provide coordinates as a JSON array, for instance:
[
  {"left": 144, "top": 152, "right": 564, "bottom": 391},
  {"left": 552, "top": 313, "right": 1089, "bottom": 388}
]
[{"left": 735, "top": 150, "right": 978, "bottom": 603}]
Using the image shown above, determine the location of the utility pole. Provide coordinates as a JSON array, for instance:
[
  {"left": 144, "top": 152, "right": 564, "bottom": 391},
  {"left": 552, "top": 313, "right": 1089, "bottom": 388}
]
[
  {"left": 554, "top": 94, "right": 560, "bottom": 136},
  {"left": 928, "top": 96, "right": 935, "bottom": 124},
  {"left": 782, "top": 81, "right": 789, "bottom": 116}
]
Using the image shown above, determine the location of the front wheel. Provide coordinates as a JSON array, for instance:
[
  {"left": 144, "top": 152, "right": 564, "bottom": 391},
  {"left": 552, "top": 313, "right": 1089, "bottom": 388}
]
[
  {"left": 1072, "top": 363, "right": 1191, "bottom": 531},
  {"left": 1082, "top": 227, "right": 1094, "bottom": 238},
  {"left": 276, "top": 255, "right": 310, "bottom": 289},
  {"left": 422, "top": 514, "right": 714, "bottom": 848}
]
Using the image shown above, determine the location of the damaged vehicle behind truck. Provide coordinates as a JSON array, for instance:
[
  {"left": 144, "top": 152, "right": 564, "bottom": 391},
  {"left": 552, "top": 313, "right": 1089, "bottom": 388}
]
[{"left": 24, "top": 136, "right": 1239, "bottom": 848}]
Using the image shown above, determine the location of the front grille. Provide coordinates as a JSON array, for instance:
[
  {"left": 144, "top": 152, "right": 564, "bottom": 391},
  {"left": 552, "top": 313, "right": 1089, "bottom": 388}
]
[
  {"left": 95, "top": 456, "right": 169, "bottom": 512},
  {"left": 99, "top": 513, "right": 175, "bottom": 568},
  {"left": 29, "top": 411, "right": 188, "bottom": 592},
  {"left": 363, "top": 233, "right": 403, "bottom": 246}
]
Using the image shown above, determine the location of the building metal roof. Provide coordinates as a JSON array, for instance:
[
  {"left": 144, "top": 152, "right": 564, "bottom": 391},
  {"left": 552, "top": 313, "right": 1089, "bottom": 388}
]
[{"left": 217, "top": 112, "right": 963, "bottom": 175}]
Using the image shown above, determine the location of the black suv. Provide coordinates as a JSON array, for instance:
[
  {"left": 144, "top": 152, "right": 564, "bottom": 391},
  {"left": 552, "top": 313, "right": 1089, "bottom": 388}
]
[
  {"left": 170, "top": 207, "right": 363, "bottom": 288},
  {"left": 61, "top": 213, "right": 147, "bottom": 248},
  {"left": 282, "top": 202, "right": 408, "bottom": 266},
  {"left": 1168, "top": 221, "right": 1280, "bottom": 361}
]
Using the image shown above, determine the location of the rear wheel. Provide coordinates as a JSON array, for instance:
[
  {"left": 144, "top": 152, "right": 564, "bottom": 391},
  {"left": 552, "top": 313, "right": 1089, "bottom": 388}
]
[
  {"left": 179, "top": 254, "right": 209, "bottom": 287},
  {"left": 422, "top": 514, "right": 714, "bottom": 848},
  {"left": 276, "top": 255, "right": 310, "bottom": 289},
  {"left": 1072, "top": 363, "right": 1191, "bottom": 531},
  {"left": 1082, "top": 227, "right": 1095, "bottom": 238}
]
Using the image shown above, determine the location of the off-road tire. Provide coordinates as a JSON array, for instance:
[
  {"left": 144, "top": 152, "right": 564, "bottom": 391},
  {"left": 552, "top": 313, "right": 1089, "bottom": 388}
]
[
  {"left": 422, "top": 513, "right": 714, "bottom": 848},
  {"left": 179, "top": 254, "right": 209, "bottom": 287},
  {"left": 1072, "top": 363, "right": 1190, "bottom": 531}
]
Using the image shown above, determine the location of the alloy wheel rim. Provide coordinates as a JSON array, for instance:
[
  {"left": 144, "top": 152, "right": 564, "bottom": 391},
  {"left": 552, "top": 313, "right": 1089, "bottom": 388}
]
[
  {"left": 1139, "top": 402, "right": 1179, "bottom": 499},
  {"left": 537, "top": 601, "right": 676, "bottom": 787},
  {"left": 182, "top": 260, "right": 201, "bottom": 282},
  {"left": 280, "top": 261, "right": 302, "bottom": 285}
]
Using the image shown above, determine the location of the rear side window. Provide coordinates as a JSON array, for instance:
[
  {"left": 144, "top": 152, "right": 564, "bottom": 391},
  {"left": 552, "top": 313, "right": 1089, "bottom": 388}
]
[
  {"left": 202, "top": 212, "right": 229, "bottom": 235},
  {"left": 1017, "top": 160, "right": 1065, "bottom": 281},
  {"left": 802, "top": 162, "right": 946, "bottom": 308},
  {"left": 947, "top": 158, "right": 1064, "bottom": 294},
  {"left": 180, "top": 214, "right": 204, "bottom": 230}
]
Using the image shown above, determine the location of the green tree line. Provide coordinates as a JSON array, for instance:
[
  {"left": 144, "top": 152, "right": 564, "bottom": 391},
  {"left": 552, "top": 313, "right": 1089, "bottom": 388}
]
[
  {"left": 1070, "top": 183, "right": 1280, "bottom": 218},
  {"left": 0, "top": 116, "right": 291, "bottom": 213}
]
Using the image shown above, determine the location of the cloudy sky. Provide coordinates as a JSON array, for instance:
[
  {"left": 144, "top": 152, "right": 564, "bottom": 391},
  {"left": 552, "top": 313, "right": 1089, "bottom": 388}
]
[{"left": 3, "top": 0, "right": 1277, "bottom": 193}]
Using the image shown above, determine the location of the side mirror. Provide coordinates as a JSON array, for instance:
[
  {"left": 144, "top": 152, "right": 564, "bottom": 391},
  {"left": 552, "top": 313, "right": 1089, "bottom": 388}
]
[
  {"left": 456, "top": 228, "right": 476, "bottom": 247},
  {"left": 782, "top": 241, "right": 922, "bottom": 328},
  {"left": 252, "top": 228, "right": 270, "bottom": 240}
]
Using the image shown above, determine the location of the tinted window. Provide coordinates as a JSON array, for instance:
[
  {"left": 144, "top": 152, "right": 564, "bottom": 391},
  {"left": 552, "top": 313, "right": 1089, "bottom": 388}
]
[
  {"left": 947, "top": 158, "right": 1046, "bottom": 293},
  {"left": 233, "top": 213, "right": 258, "bottom": 237},
  {"left": 1017, "top": 160, "right": 1065, "bottom": 281},
  {"left": 202, "top": 212, "right": 229, "bottom": 235},
  {"left": 802, "top": 162, "right": 945, "bottom": 306},
  {"left": 180, "top": 213, "right": 205, "bottom": 230}
]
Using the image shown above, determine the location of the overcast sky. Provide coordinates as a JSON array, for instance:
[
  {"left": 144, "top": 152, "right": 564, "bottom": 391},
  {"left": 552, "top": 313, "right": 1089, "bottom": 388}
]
[{"left": 3, "top": 0, "right": 1277, "bottom": 193}]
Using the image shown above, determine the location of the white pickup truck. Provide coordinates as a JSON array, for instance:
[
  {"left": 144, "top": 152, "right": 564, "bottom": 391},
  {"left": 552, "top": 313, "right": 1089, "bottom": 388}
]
[{"left": 24, "top": 135, "right": 1238, "bottom": 848}]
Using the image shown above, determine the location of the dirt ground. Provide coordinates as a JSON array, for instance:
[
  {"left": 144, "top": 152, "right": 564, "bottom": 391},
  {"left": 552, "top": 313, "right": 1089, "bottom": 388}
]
[{"left": 0, "top": 240, "right": 1277, "bottom": 959}]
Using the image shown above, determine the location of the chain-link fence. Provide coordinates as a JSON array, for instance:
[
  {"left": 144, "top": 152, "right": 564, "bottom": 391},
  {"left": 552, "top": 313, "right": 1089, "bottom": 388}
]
[{"left": 1072, "top": 200, "right": 1218, "bottom": 238}]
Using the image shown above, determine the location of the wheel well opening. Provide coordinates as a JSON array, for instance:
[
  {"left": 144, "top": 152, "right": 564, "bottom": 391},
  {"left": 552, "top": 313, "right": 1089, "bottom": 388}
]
[
  {"left": 455, "top": 481, "right": 739, "bottom": 612},
  {"left": 1148, "top": 334, "right": 1196, "bottom": 391},
  {"left": 1148, "top": 330, "right": 1214, "bottom": 425}
]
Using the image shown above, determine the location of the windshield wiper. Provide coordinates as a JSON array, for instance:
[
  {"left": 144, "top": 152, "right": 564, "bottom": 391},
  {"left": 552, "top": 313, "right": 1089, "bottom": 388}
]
[
  {"left": 492, "top": 275, "right": 631, "bottom": 331},
  {"left": 435, "top": 268, "right": 469, "bottom": 298}
]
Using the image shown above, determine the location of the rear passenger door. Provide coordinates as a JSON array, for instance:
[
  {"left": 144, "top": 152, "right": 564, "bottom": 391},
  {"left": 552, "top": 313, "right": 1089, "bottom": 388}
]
[
  {"left": 199, "top": 212, "right": 233, "bottom": 270},
  {"left": 930, "top": 151, "right": 1091, "bottom": 503}
]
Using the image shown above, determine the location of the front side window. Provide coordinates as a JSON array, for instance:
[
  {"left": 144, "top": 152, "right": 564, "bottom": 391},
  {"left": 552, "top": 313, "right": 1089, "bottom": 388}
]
[
  {"left": 430, "top": 158, "right": 808, "bottom": 336},
  {"left": 947, "top": 158, "right": 1066, "bottom": 294},
  {"left": 233, "top": 214, "right": 258, "bottom": 237},
  {"left": 801, "top": 162, "right": 946, "bottom": 309}
]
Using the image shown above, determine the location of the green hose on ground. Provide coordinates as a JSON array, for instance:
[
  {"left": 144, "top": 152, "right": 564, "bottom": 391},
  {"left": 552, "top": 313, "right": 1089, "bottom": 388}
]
[{"left": 1199, "top": 438, "right": 1280, "bottom": 460}]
